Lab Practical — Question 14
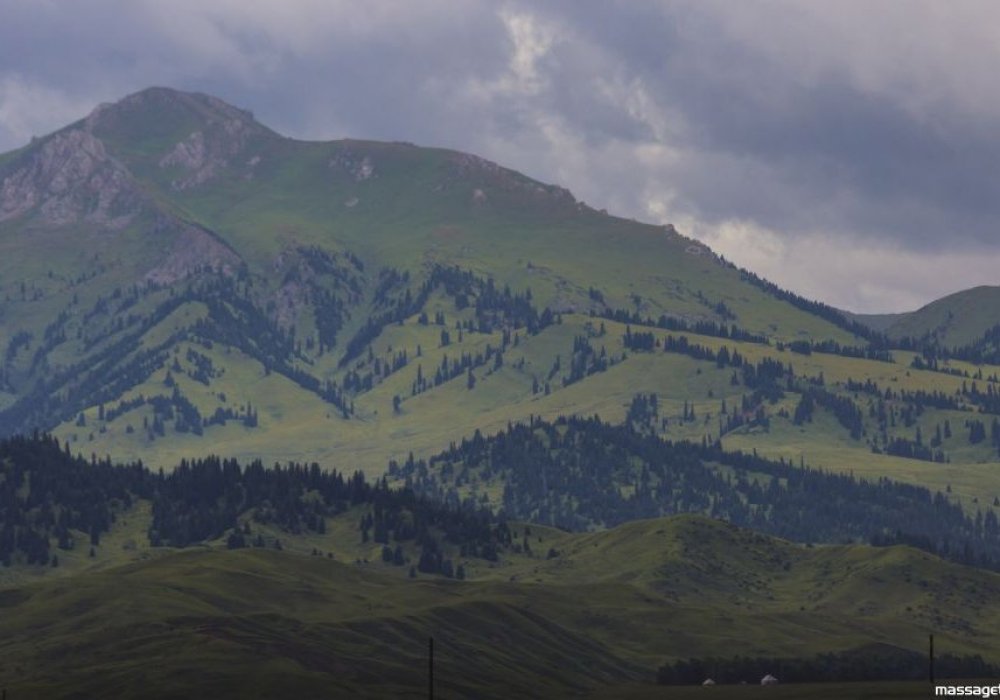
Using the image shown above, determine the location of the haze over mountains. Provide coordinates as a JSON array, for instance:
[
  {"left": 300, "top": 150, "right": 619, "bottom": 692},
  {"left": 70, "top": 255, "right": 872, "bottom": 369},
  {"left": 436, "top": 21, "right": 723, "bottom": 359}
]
[{"left": 4, "top": 87, "right": 1000, "bottom": 697}]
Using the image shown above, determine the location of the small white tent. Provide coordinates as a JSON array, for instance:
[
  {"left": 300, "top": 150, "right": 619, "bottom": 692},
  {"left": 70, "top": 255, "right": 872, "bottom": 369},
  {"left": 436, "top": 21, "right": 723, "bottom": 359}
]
[
  {"left": 702, "top": 678, "right": 716, "bottom": 686},
  {"left": 761, "top": 674, "right": 779, "bottom": 685}
]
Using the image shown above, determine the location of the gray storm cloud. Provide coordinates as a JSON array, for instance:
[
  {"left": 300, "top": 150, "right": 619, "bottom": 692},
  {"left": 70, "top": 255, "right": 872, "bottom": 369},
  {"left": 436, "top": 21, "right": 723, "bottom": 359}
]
[{"left": 1, "top": 0, "right": 998, "bottom": 312}]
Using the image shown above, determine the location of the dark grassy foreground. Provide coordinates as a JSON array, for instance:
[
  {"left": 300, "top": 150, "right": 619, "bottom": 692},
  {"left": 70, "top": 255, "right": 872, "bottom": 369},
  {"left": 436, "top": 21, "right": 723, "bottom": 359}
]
[
  {"left": 0, "top": 549, "right": 640, "bottom": 699},
  {"left": 3, "top": 515, "right": 1000, "bottom": 698}
]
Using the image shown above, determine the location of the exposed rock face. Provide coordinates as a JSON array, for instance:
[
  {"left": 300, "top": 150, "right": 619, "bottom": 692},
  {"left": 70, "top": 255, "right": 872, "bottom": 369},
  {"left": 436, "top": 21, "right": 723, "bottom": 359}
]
[
  {"left": 159, "top": 117, "right": 262, "bottom": 190},
  {"left": 266, "top": 246, "right": 365, "bottom": 330},
  {"left": 0, "top": 128, "right": 141, "bottom": 228},
  {"left": 144, "top": 223, "right": 242, "bottom": 285},
  {"left": 329, "top": 150, "right": 376, "bottom": 181},
  {"left": 450, "top": 152, "right": 504, "bottom": 178},
  {"left": 160, "top": 131, "right": 208, "bottom": 171}
]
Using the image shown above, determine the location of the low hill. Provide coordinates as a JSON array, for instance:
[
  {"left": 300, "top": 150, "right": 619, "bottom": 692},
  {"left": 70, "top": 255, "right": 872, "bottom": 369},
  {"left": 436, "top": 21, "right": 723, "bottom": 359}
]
[
  {"left": 852, "top": 286, "right": 1000, "bottom": 348},
  {"left": 2, "top": 431, "right": 996, "bottom": 696},
  {"left": 3, "top": 425, "right": 996, "bottom": 585},
  {"left": 2, "top": 515, "right": 1000, "bottom": 698}
]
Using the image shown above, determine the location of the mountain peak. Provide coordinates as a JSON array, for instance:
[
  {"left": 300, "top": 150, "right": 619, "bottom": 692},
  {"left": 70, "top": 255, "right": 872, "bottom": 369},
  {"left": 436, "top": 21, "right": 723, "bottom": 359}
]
[
  {"left": 85, "top": 87, "right": 261, "bottom": 135},
  {"left": 81, "top": 87, "right": 275, "bottom": 192},
  {"left": 0, "top": 87, "right": 273, "bottom": 228}
]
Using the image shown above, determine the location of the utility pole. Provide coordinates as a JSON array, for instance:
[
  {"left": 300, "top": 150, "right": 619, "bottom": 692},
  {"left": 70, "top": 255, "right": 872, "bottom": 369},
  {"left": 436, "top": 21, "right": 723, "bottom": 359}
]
[
  {"left": 929, "top": 633, "right": 935, "bottom": 683},
  {"left": 428, "top": 636, "right": 434, "bottom": 700}
]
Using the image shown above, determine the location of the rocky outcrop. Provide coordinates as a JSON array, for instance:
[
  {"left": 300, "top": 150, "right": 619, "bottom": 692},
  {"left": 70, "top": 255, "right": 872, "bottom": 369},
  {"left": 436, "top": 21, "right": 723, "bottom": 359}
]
[
  {"left": 329, "top": 150, "right": 376, "bottom": 182},
  {"left": 159, "top": 117, "right": 263, "bottom": 190},
  {"left": 0, "top": 128, "right": 142, "bottom": 229},
  {"left": 160, "top": 131, "right": 209, "bottom": 172},
  {"left": 144, "top": 223, "right": 242, "bottom": 285}
]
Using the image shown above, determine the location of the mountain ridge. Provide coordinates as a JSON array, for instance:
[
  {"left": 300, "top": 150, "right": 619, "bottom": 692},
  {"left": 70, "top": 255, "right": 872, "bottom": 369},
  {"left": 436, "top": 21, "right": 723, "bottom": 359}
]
[
  {"left": 851, "top": 285, "right": 1000, "bottom": 348},
  {"left": 1, "top": 86, "right": 999, "bottom": 497}
]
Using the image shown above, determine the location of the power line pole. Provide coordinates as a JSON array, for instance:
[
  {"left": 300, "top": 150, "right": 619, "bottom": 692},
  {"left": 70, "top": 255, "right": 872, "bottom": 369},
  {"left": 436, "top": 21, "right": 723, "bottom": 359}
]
[
  {"left": 428, "top": 636, "right": 434, "bottom": 700},
  {"left": 929, "top": 633, "right": 935, "bottom": 684}
]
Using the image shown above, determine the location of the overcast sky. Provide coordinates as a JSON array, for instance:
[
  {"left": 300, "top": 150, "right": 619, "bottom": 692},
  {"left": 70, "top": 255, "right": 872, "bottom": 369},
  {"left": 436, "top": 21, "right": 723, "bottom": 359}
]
[{"left": 2, "top": 1, "right": 998, "bottom": 313}]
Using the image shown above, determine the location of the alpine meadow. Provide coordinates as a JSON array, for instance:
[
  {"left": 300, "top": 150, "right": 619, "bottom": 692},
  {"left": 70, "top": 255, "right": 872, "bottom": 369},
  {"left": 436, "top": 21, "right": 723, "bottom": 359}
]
[{"left": 3, "top": 87, "right": 1000, "bottom": 698}]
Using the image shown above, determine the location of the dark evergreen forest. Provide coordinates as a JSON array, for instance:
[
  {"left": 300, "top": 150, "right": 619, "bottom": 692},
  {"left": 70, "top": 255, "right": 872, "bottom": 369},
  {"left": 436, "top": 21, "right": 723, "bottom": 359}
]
[
  {"left": 0, "top": 432, "right": 508, "bottom": 577},
  {"left": 5, "top": 407, "right": 1000, "bottom": 577},
  {"left": 393, "top": 416, "right": 1000, "bottom": 571}
]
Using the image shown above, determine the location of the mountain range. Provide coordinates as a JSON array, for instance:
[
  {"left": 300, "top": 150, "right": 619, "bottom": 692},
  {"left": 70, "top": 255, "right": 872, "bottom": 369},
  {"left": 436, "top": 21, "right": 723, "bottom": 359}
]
[
  {"left": 2, "top": 87, "right": 996, "bottom": 476},
  {"left": 3, "top": 87, "right": 1000, "bottom": 697}
]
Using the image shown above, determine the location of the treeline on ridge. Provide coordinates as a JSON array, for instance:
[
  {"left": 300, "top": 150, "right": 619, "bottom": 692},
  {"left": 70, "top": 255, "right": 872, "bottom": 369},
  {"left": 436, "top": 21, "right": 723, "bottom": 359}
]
[{"left": 0, "top": 432, "right": 508, "bottom": 577}]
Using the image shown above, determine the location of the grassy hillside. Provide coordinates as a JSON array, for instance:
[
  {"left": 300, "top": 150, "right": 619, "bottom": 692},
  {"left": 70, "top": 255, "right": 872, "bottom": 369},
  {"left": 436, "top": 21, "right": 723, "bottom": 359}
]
[
  {"left": 1, "top": 515, "right": 998, "bottom": 698},
  {"left": 0, "top": 88, "right": 873, "bottom": 460},
  {"left": 853, "top": 286, "right": 1000, "bottom": 347},
  {"left": 5, "top": 87, "right": 1000, "bottom": 508},
  {"left": 26, "top": 308, "right": 1000, "bottom": 529}
]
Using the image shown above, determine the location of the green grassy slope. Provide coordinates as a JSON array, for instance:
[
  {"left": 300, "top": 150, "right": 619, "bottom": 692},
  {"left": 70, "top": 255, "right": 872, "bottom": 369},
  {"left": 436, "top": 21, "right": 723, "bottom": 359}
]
[
  {"left": 2, "top": 515, "right": 998, "bottom": 698},
  {"left": 4, "top": 86, "right": 1000, "bottom": 530},
  {"left": 853, "top": 286, "right": 1000, "bottom": 347},
  {"left": 94, "top": 89, "right": 859, "bottom": 344},
  {"left": 38, "top": 311, "right": 1000, "bottom": 516},
  {"left": 0, "top": 87, "right": 871, "bottom": 466},
  {"left": 0, "top": 548, "right": 639, "bottom": 699}
]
